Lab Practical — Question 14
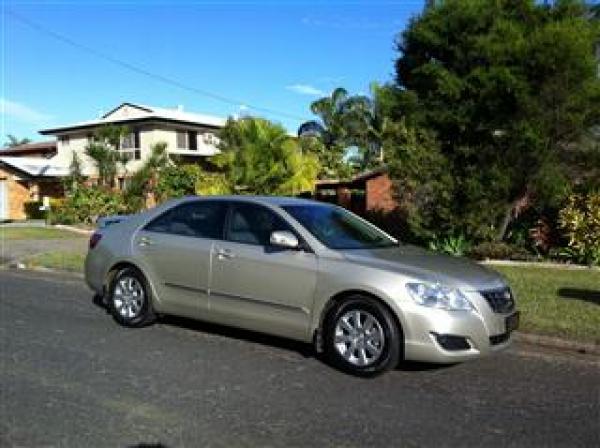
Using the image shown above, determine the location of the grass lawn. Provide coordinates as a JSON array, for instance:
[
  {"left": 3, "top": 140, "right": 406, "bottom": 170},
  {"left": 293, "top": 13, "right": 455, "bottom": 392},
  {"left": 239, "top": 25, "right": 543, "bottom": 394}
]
[
  {"left": 25, "top": 251, "right": 86, "bottom": 273},
  {"left": 492, "top": 265, "right": 600, "bottom": 344},
  {"left": 0, "top": 227, "right": 86, "bottom": 240}
]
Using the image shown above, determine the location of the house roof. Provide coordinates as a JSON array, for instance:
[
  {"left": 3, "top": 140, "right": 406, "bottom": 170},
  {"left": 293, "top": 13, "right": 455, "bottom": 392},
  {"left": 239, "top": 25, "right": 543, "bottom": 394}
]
[
  {"left": 0, "top": 156, "right": 69, "bottom": 178},
  {"left": 0, "top": 141, "right": 57, "bottom": 156},
  {"left": 39, "top": 102, "right": 227, "bottom": 135}
]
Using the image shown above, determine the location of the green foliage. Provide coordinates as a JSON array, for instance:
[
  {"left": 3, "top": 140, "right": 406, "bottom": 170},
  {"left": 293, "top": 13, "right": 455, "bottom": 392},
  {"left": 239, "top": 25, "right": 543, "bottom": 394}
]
[
  {"left": 428, "top": 234, "right": 472, "bottom": 257},
  {"left": 124, "top": 142, "right": 171, "bottom": 211},
  {"left": 4, "top": 134, "right": 31, "bottom": 147},
  {"left": 85, "top": 125, "right": 131, "bottom": 187},
  {"left": 49, "top": 186, "right": 127, "bottom": 225},
  {"left": 155, "top": 164, "right": 231, "bottom": 199},
  {"left": 394, "top": 0, "right": 600, "bottom": 240},
  {"left": 215, "top": 117, "right": 319, "bottom": 195},
  {"left": 24, "top": 201, "right": 47, "bottom": 220},
  {"left": 384, "top": 119, "right": 455, "bottom": 241},
  {"left": 62, "top": 151, "right": 87, "bottom": 194},
  {"left": 468, "top": 242, "right": 532, "bottom": 261},
  {"left": 558, "top": 192, "right": 600, "bottom": 265}
]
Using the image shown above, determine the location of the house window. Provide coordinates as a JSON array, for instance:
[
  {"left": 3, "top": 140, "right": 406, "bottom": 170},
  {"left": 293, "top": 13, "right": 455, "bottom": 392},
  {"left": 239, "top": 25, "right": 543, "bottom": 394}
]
[
  {"left": 121, "top": 133, "right": 135, "bottom": 149},
  {"left": 176, "top": 131, "right": 188, "bottom": 149},
  {"left": 118, "top": 177, "right": 131, "bottom": 191}
]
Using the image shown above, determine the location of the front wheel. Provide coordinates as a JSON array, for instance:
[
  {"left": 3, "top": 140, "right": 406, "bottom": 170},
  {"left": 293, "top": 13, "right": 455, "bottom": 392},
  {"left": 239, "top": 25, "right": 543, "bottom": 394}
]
[
  {"left": 325, "top": 296, "right": 401, "bottom": 376},
  {"left": 108, "top": 267, "right": 156, "bottom": 328}
]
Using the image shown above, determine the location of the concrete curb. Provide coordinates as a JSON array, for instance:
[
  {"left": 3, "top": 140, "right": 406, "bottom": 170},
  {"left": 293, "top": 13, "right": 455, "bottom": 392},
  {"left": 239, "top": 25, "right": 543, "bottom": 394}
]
[
  {"left": 2, "top": 264, "right": 84, "bottom": 279},
  {"left": 481, "top": 259, "right": 599, "bottom": 271},
  {"left": 514, "top": 332, "right": 599, "bottom": 356}
]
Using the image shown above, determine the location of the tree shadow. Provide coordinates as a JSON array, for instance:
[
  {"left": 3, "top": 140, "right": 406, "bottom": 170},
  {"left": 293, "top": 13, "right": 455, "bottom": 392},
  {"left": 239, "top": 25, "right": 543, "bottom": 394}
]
[{"left": 558, "top": 288, "right": 600, "bottom": 306}]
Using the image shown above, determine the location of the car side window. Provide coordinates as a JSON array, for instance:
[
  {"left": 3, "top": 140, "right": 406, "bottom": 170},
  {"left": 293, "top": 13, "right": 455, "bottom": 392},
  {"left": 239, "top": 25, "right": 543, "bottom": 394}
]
[
  {"left": 226, "top": 203, "right": 293, "bottom": 246},
  {"left": 144, "top": 201, "right": 226, "bottom": 239}
]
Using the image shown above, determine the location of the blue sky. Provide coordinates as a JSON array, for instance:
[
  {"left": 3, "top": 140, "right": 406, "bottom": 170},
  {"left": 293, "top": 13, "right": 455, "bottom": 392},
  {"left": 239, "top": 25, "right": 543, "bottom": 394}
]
[{"left": 1, "top": 0, "right": 426, "bottom": 142}]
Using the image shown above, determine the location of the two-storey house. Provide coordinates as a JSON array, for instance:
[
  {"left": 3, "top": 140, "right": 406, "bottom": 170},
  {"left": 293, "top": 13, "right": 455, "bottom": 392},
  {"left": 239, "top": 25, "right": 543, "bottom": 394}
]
[{"left": 0, "top": 102, "right": 225, "bottom": 220}]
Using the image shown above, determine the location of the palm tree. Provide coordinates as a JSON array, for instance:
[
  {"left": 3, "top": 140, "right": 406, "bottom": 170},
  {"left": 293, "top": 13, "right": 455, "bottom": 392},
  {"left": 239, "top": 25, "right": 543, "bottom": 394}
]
[
  {"left": 4, "top": 135, "right": 32, "bottom": 147},
  {"left": 85, "top": 125, "right": 131, "bottom": 187},
  {"left": 216, "top": 117, "right": 319, "bottom": 195}
]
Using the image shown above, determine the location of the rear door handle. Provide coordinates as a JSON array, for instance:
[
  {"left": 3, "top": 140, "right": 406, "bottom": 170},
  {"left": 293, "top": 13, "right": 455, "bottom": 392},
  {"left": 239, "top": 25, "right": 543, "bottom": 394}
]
[{"left": 215, "top": 247, "right": 235, "bottom": 260}]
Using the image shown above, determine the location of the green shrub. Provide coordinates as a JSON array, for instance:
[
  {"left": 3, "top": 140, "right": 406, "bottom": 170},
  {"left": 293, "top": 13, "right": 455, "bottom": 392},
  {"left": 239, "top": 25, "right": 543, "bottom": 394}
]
[
  {"left": 558, "top": 193, "right": 600, "bottom": 266},
  {"left": 428, "top": 234, "right": 472, "bottom": 257},
  {"left": 24, "top": 201, "right": 47, "bottom": 220},
  {"left": 49, "top": 186, "right": 126, "bottom": 225},
  {"left": 468, "top": 242, "right": 532, "bottom": 261}
]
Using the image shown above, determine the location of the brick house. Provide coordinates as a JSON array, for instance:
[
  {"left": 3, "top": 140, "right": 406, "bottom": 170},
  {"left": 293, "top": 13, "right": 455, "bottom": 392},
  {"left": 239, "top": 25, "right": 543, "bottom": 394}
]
[
  {"left": 314, "top": 167, "right": 397, "bottom": 215},
  {"left": 0, "top": 102, "right": 226, "bottom": 220}
]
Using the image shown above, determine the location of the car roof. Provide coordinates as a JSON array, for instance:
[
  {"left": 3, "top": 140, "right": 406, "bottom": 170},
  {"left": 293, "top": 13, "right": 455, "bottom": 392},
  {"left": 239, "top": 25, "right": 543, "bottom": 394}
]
[{"left": 172, "top": 195, "right": 331, "bottom": 208}]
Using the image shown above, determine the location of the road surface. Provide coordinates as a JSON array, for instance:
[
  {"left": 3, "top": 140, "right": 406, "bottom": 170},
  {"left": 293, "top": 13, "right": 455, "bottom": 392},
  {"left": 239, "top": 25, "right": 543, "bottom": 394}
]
[{"left": 0, "top": 269, "right": 598, "bottom": 447}]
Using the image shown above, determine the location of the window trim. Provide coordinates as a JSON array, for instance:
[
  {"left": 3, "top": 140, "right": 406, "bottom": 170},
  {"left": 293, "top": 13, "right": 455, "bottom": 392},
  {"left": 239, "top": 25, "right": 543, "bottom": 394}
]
[
  {"left": 143, "top": 199, "right": 228, "bottom": 241},
  {"left": 223, "top": 201, "right": 311, "bottom": 251}
]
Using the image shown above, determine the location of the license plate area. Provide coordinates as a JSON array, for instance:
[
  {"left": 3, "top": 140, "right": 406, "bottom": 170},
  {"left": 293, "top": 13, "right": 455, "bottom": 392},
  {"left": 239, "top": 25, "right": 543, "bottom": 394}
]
[{"left": 505, "top": 311, "right": 520, "bottom": 333}]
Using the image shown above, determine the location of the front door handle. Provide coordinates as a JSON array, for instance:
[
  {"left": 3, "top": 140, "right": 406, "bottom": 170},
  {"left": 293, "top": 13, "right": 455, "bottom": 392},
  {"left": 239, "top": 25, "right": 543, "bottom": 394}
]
[
  {"left": 138, "top": 236, "right": 155, "bottom": 247},
  {"left": 215, "top": 247, "right": 235, "bottom": 260}
]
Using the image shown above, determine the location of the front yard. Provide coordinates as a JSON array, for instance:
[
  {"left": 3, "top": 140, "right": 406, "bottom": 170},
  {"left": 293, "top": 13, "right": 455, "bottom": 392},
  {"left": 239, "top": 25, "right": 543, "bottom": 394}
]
[
  {"left": 492, "top": 265, "right": 599, "bottom": 344},
  {"left": 0, "top": 226, "right": 86, "bottom": 240}
]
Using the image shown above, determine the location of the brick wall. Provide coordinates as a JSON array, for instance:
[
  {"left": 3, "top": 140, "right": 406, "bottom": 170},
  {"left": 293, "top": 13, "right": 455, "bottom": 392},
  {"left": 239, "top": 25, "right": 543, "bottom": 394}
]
[
  {"left": 0, "top": 166, "right": 32, "bottom": 220},
  {"left": 365, "top": 173, "right": 397, "bottom": 212},
  {"left": 0, "top": 166, "right": 64, "bottom": 220}
]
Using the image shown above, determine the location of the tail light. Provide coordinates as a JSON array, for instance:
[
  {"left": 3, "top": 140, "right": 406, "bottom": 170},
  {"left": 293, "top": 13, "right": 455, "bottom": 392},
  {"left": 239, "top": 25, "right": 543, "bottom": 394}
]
[{"left": 89, "top": 232, "right": 102, "bottom": 249}]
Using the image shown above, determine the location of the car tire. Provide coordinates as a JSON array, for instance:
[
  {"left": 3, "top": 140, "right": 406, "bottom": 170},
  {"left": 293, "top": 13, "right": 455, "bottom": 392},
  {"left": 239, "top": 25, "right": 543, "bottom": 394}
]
[
  {"left": 325, "top": 295, "right": 401, "bottom": 376},
  {"left": 108, "top": 266, "right": 156, "bottom": 328}
]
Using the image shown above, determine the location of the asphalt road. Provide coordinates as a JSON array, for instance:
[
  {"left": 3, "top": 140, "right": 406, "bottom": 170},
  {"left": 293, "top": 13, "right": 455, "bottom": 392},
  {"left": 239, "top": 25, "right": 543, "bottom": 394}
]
[{"left": 0, "top": 269, "right": 598, "bottom": 448}]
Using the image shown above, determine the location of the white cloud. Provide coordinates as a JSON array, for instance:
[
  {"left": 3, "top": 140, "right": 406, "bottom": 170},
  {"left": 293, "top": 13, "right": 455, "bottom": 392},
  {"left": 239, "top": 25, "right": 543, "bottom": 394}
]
[
  {"left": 286, "top": 84, "right": 325, "bottom": 96},
  {"left": 0, "top": 98, "right": 53, "bottom": 124}
]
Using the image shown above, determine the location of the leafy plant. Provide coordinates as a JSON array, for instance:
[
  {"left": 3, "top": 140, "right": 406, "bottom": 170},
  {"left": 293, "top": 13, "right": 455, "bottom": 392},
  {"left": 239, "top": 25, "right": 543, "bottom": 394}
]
[
  {"left": 214, "top": 117, "right": 319, "bottom": 196},
  {"left": 428, "top": 234, "right": 472, "bottom": 257},
  {"left": 49, "top": 186, "right": 126, "bottom": 225},
  {"left": 558, "top": 192, "right": 600, "bottom": 266},
  {"left": 85, "top": 125, "right": 131, "bottom": 188}
]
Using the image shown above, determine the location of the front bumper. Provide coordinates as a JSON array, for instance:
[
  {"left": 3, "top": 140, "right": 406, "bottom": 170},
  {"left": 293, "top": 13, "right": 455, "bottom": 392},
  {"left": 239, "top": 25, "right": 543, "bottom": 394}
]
[{"left": 401, "top": 291, "right": 518, "bottom": 363}]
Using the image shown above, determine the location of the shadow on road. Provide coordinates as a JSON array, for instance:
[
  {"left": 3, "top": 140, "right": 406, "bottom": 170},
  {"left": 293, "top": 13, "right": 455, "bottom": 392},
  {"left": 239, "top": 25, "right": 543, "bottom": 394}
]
[
  {"left": 558, "top": 288, "right": 600, "bottom": 306},
  {"left": 93, "top": 294, "right": 457, "bottom": 374}
]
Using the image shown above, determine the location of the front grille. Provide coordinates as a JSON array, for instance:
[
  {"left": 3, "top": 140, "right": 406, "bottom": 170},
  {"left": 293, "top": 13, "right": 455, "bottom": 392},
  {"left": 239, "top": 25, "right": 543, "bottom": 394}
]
[
  {"left": 480, "top": 287, "right": 515, "bottom": 314},
  {"left": 490, "top": 332, "right": 510, "bottom": 345}
]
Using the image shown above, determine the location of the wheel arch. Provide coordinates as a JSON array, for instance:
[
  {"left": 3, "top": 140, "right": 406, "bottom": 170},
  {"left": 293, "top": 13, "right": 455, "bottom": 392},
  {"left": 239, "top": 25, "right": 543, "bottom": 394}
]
[
  {"left": 313, "top": 289, "right": 405, "bottom": 354},
  {"left": 103, "top": 260, "right": 161, "bottom": 308}
]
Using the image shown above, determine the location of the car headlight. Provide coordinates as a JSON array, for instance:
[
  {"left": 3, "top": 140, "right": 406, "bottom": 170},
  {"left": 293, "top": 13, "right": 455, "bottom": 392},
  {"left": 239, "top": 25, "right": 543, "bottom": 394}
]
[{"left": 406, "top": 282, "right": 474, "bottom": 311}]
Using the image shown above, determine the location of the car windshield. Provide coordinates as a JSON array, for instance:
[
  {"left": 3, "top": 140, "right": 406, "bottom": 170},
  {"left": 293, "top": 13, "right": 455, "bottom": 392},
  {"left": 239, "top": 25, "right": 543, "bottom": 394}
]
[{"left": 282, "top": 204, "right": 398, "bottom": 250}]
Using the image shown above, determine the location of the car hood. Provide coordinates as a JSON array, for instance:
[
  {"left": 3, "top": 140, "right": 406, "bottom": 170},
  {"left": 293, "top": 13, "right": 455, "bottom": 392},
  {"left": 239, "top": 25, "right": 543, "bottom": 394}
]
[{"left": 340, "top": 244, "right": 505, "bottom": 291}]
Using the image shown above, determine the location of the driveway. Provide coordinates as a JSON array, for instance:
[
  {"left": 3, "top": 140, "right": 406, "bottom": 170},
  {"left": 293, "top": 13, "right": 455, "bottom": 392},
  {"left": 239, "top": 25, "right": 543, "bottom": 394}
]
[{"left": 0, "top": 270, "right": 598, "bottom": 447}]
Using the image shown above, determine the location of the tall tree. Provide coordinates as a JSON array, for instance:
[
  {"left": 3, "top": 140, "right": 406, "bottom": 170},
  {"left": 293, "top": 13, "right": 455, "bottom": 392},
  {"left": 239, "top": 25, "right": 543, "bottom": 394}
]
[
  {"left": 215, "top": 117, "right": 319, "bottom": 195},
  {"left": 298, "top": 88, "right": 353, "bottom": 178},
  {"left": 395, "top": 0, "right": 600, "bottom": 240},
  {"left": 4, "top": 135, "right": 32, "bottom": 147}
]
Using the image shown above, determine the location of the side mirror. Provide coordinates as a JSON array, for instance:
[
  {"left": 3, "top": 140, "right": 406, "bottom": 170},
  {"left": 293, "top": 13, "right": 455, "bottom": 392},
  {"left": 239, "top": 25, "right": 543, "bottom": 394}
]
[{"left": 270, "top": 230, "right": 299, "bottom": 249}]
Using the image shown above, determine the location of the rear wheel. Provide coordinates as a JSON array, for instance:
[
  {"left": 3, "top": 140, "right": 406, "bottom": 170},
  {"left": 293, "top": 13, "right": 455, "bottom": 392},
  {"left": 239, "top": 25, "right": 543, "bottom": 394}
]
[
  {"left": 325, "top": 295, "right": 401, "bottom": 376},
  {"left": 108, "top": 267, "right": 156, "bottom": 327}
]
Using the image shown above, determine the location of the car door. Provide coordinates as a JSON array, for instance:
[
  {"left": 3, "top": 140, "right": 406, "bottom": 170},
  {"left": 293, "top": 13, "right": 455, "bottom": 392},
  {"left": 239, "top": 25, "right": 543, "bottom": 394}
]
[
  {"left": 209, "top": 202, "right": 318, "bottom": 341},
  {"left": 134, "top": 200, "right": 227, "bottom": 320}
]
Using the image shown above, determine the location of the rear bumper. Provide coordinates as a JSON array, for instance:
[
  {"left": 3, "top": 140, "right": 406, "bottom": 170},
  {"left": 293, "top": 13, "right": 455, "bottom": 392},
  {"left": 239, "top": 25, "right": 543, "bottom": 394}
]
[{"left": 84, "top": 251, "right": 105, "bottom": 294}]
